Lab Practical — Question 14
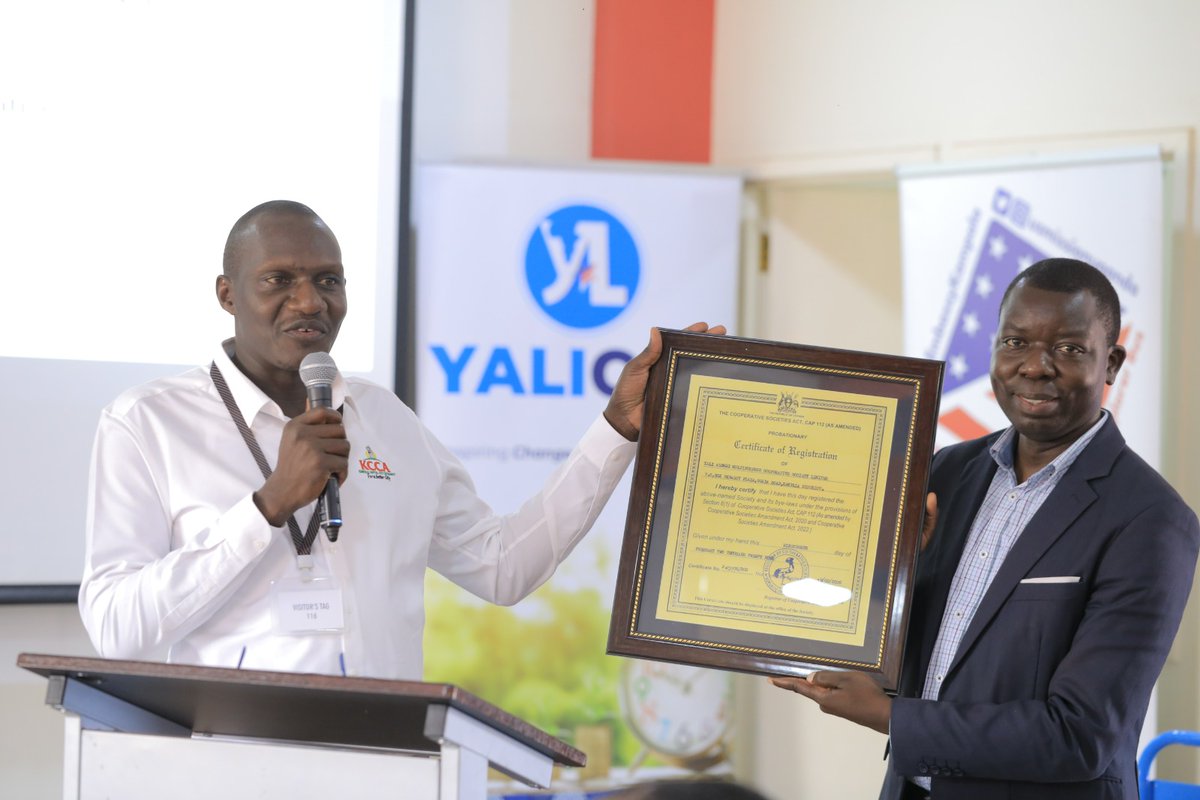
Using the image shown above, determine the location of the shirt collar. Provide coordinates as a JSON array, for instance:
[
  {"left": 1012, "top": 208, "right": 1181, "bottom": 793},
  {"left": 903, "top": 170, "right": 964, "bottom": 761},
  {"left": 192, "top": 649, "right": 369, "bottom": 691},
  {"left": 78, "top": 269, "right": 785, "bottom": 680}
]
[
  {"left": 990, "top": 409, "right": 1110, "bottom": 483},
  {"left": 214, "top": 339, "right": 352, "bottom": 424}
]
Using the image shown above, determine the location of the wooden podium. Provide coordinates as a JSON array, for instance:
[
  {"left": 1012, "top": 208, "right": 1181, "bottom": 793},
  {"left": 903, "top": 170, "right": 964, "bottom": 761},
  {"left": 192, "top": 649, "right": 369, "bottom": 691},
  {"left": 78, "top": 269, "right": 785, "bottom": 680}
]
[{"left": 18, "top": 653, "right": 585, "bottom": 800}]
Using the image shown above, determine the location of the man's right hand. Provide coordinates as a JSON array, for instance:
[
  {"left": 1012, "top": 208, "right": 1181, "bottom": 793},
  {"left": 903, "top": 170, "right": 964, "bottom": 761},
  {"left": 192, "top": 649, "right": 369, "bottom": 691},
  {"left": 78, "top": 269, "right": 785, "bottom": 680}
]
[
  {"left": 921, "top": 492, "right": 938, "bottom": 552},
  {"left": 253, "top": 407, "right": 349, "bottom": 527},
  {"left": 603, "top": 322, "right": 727, "bottom": 440}
]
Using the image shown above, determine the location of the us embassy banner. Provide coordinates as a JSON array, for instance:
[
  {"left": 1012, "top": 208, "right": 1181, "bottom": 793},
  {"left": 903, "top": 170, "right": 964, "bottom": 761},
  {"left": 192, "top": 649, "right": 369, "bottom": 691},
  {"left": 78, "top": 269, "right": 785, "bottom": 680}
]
[
  {"left": 898, "top": 148, "right": 1165, "bottom": 467},
  {"left": 413, "top": 163, "right": 741, "bottom": 789}
]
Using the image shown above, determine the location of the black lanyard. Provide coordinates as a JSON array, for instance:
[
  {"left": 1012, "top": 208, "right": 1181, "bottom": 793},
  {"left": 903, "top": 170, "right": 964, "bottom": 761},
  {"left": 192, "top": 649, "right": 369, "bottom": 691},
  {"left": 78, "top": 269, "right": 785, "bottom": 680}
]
[{"left": 210, "top": 362, "right": 320, "bottom": 556}]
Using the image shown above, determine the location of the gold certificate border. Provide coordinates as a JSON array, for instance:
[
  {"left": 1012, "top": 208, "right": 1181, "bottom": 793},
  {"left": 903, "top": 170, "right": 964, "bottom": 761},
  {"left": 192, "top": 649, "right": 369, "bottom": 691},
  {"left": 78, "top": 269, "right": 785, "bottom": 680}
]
[
  {"left": 627, "top": 349, "right": 923, "bottom": 670},
  {"left": 659, "top": 387, "right": 889, "bottom": 638}
]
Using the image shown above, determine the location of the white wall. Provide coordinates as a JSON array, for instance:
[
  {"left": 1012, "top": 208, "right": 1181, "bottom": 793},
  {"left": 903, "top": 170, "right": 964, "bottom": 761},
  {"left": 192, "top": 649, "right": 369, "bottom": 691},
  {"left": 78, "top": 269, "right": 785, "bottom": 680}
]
[
  {"left": 413, "top": 0, "right": 594, "bottom": 163},
  {"left": 713, "top": 0, "right": 1200, "bottom": 162}
]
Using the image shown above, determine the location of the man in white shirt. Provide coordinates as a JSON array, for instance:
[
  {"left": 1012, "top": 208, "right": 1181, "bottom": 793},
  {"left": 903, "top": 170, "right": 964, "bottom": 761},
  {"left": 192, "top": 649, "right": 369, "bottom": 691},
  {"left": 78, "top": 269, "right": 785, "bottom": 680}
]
[{"left": 79, "top": 199, "right": 723, "bottom": 679}]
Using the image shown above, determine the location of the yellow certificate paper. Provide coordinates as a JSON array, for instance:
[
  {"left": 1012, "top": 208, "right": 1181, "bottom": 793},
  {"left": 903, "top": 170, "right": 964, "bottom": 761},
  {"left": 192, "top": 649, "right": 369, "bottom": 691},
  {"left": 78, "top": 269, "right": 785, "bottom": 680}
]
[{"left": 654, "top": 374, "right": 897, "bottom": 647}]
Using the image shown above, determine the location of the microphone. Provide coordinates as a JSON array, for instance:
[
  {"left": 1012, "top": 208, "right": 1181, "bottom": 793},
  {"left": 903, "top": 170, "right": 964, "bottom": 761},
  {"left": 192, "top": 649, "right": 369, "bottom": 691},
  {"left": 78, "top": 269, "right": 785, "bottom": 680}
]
[{"left": 299, "top": 352, "right": 343, "bottom": 542}]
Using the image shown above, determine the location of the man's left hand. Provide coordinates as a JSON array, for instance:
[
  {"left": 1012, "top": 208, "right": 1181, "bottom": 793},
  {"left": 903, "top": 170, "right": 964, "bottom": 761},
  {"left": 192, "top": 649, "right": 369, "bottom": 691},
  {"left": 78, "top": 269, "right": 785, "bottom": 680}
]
[
  {"left": 604, "top": 322, "right": 727, "bottom": 441},
  {"left": 770, "top": 671, "right": 892, "bottom": 734}
]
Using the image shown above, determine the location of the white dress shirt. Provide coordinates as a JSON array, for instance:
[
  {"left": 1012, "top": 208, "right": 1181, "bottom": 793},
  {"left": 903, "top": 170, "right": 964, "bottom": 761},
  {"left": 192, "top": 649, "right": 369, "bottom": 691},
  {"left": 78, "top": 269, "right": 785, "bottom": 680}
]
[{"left": 80, "top": 343, "right": 637, "bottom": 679}]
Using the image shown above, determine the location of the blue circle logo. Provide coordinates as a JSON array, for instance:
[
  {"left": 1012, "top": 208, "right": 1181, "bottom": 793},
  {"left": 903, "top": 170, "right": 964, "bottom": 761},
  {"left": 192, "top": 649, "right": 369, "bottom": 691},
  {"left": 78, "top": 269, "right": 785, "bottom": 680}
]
[{"left": 524, "top": 205, "right": 640, "bottom": 329}]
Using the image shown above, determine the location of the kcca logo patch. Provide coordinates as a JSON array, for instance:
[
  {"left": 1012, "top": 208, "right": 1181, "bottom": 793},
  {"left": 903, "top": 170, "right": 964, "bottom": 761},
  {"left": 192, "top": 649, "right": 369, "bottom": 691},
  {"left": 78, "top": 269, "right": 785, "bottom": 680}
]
[{"left": 358, "top": 446, "right": 395, "bottom": 481}]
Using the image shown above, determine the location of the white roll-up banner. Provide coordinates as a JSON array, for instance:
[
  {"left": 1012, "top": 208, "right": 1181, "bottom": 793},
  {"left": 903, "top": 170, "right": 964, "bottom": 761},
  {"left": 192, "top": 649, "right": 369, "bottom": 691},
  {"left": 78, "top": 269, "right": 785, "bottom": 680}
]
[
  {"left": 900, "top": 148, "right": 1164, "bottom": 467},
  {"left": 414, "top": 163, "right": 741, "bottom": 784}
]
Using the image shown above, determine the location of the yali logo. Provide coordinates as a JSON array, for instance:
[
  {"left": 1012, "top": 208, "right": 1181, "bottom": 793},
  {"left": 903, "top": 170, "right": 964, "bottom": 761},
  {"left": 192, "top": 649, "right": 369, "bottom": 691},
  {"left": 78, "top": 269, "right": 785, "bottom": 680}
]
[
  {"left": 524, "top": 205, "right": 640, "bottom": 329},
  {"left": 425, "top": 204, "right": 638, "bottom": 397}
]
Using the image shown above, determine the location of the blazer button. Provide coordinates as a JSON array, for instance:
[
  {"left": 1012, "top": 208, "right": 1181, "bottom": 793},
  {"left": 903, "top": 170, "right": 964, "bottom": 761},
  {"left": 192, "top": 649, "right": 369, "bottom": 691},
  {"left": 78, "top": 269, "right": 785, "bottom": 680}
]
[{"left": 919, "top": 764, "right": 929, "bottom": 774}]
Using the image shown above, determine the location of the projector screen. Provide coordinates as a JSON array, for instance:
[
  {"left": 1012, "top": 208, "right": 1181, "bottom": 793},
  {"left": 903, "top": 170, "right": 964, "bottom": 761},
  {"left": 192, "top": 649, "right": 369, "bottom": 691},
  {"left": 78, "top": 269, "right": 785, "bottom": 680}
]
[{"left": 0, "top": 1, "right": 408, "bottom": 594}]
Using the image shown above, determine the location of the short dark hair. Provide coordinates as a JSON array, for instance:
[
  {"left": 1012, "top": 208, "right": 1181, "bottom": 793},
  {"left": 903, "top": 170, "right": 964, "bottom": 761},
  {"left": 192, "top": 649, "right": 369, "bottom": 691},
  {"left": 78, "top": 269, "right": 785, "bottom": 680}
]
[
  {"left": 222, "top": 200, "right": 324, "bottom": 277},
  {"left": 998, "top": 257, "right": 1121, "bottom": 346}
]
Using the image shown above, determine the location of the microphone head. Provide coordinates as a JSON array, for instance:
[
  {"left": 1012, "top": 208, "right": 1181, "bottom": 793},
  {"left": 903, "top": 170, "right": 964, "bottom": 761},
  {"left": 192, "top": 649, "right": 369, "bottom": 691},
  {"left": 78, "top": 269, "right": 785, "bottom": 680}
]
[{"left": 299, "top": 352, "right": 338, "bottom": 388}]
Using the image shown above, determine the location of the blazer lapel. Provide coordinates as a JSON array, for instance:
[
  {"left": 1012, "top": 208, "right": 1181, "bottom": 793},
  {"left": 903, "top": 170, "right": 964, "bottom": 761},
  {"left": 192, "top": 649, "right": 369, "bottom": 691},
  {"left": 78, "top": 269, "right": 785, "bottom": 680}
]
[{"left": 944, "top": 419, "right": 1126, "bottom": 679}]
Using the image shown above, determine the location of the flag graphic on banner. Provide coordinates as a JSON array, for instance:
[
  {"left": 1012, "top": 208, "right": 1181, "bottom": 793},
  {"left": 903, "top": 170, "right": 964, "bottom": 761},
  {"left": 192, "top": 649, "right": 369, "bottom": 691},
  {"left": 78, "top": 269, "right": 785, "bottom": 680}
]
[
  {"left": 936, "top": 218, "right": 1044, "bottom": 442},
  {"left": 904, "top": 156, "right": 1161, "bottom": 458}
]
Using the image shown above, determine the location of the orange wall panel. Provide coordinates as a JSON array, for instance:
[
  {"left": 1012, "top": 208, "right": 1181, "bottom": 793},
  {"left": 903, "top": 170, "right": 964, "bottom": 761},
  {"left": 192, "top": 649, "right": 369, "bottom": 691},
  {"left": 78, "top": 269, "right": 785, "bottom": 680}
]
[{"left": 591, "top": 0, "right": 714, "bottom": 163}]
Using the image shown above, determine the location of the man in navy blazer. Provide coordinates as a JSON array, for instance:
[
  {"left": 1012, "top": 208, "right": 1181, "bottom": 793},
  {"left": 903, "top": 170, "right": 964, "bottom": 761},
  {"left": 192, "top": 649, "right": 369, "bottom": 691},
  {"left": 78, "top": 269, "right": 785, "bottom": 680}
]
[{"left": 773, "top": 258, "right": 1199, "bottom": 799}]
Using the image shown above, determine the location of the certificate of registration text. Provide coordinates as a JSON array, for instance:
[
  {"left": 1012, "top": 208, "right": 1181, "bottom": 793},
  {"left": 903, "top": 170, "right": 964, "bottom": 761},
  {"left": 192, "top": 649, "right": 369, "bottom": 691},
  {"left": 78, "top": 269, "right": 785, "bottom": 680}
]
[{"left": 654, "top": 374, "right": 897, "bottom": 647}]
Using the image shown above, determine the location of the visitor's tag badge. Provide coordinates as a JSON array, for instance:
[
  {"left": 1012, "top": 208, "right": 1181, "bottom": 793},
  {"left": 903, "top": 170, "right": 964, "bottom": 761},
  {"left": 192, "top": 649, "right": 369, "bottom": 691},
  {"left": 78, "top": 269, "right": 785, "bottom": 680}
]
[{"left": 271, "top": 575, "right": 345, "bottom": 634}]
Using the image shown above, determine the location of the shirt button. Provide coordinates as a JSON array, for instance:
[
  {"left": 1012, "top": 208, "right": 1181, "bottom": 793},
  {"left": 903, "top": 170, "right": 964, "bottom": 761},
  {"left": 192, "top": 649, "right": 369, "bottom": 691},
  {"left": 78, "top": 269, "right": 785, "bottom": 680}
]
[
  {"left": 255, "top": 540, "right": 266, "bottom": 552},
  {"left": 935, "top": 675, "right": 943, "bottom": 683},
  {"left": 979, "top": 550, "right": 988, "bottom": 558},
  {"left": 954, "top": 611, "right": 962, "bottom": 618}
]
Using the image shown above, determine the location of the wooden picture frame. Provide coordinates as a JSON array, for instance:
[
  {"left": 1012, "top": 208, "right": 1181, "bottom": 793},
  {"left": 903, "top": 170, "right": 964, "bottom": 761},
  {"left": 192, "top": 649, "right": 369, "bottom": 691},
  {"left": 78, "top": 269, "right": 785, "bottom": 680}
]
[{"left": 607, "top": 330, "right": 943, "bottom": 692}]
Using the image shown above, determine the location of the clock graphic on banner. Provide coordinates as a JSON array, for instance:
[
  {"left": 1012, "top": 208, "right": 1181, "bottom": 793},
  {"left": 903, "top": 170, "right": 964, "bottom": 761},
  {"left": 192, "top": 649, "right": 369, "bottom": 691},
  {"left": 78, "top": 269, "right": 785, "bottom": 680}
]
[{"left": 619, "top": 659, "right": 734, "bottom": 773}]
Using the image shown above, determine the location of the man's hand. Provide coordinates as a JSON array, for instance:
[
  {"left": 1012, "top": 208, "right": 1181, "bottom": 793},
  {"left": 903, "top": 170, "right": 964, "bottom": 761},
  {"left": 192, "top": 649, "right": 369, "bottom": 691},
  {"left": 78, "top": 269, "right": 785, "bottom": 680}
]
[
  {"left": 604, "top": 322, "right": 727, "bottom": 441},
  {"left": 922, "top": 492, "right": 938, "bottom": 552},
  {"left": 253, "top": 407, "right": 349, "bottom": 527},
  {"left": 770, "top": 671, "right": 892, "bottom": 734}
]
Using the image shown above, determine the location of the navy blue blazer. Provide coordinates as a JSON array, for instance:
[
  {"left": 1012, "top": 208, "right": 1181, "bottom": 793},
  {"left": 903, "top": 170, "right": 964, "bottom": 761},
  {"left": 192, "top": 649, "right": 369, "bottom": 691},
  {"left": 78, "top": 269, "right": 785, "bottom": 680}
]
[{"left": 881, "top": 417, "right": 1199, "bottom": 800}]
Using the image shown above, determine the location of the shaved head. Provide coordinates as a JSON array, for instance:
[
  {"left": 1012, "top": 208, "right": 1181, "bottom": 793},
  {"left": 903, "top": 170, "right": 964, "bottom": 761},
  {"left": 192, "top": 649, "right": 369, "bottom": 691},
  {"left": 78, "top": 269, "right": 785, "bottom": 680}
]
[
  {"left": 222, "top": 200, "right": 335, "bottom": 278},
  {"left": 215, "top": 200, "right": 347, "bottom": 412}
]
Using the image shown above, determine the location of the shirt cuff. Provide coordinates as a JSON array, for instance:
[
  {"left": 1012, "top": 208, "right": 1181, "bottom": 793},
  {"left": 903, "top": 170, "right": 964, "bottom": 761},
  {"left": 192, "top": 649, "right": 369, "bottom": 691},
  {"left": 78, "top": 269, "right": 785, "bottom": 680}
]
[
  {"left": 585, "top": 414, "right": 640, "bottom": 463},
  {"left": 223, "top": 493, "right": 276, "bottom": 563}
]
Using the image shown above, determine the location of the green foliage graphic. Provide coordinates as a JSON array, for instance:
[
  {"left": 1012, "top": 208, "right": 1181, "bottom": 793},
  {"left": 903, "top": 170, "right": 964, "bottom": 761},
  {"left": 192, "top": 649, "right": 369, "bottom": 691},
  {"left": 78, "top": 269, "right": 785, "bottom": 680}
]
[{"left": 423, "top": 573, "right": 641, "bottom": 765}]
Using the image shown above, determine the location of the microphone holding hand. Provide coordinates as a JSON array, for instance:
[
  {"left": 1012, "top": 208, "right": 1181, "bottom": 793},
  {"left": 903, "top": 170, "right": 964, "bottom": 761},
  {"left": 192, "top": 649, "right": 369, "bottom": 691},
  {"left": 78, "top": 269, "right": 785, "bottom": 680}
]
[{"left": 299, "top": 352, "right": 343, "bottom": 542}]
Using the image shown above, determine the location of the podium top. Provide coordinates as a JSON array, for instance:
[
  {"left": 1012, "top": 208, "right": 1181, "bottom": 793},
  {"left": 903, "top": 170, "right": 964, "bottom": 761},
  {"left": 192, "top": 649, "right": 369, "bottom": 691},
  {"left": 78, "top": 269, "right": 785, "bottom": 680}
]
[{"left": 17, "top": 653, "right": 585, "bottom": 767}]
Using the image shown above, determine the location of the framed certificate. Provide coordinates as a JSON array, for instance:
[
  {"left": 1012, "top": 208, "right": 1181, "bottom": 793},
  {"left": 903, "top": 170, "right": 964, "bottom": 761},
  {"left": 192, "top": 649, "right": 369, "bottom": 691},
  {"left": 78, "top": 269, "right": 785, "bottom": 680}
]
[{"left": 607, "top": 330, "right": 944, "bottom": 691}]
